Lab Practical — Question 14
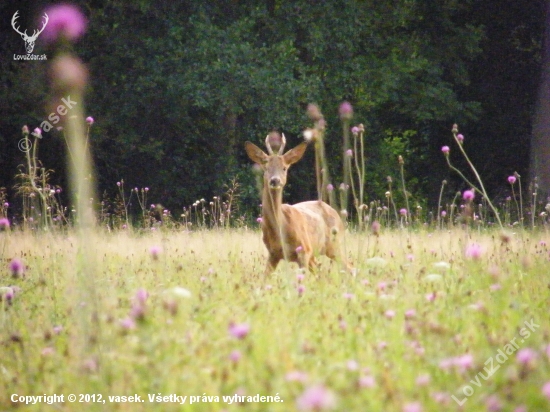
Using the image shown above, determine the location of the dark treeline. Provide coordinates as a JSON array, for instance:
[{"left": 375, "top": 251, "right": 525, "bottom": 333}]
[{"left": 0, "top": 0, "right": 545, "bottom": 221}]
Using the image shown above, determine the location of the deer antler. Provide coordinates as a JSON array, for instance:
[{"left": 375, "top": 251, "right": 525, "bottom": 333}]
[
  {"left": 278, "top": 133, "right": 286, "bottom": 155},
  {"left": 30, "top": 13, "right": 49, "bottom": 40},
  {"left": 265, "top": 134, "right": 273, "bottom": 155},
  {"left": 11, "top": 11, "right": 28, "bottom": 38}
]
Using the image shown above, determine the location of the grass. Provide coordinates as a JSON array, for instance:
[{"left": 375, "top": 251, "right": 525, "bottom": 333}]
[{"left": 1, "top": 227, "right": 549, "bottom": 411}]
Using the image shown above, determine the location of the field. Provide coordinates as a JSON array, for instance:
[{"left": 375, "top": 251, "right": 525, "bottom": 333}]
[{"left": 0, "top": 228, "right": 549, "bottom": 412}]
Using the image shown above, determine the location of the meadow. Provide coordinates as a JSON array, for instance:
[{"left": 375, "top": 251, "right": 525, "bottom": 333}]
[{"left": 1, "top": 227, "right": 549, "bottom": 412}]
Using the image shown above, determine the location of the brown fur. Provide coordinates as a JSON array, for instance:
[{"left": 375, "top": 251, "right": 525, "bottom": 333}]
[{"left": 245, "top": 141, "right": 350, "bottom": 275}]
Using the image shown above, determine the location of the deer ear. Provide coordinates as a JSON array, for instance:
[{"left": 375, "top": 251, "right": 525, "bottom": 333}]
[
  {"left": 283, "top": 142, "right": 308, "bottom": 165},
  {"left": 245, "top": 141, "right": 269, "bottom": 164}
]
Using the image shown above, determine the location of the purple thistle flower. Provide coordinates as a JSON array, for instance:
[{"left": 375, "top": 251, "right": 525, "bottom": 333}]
[
  {"left": 405, "top": 309, "right": 416, "bottom": 318},
  {"left": 542, "top": 381, "right": 550, "bottom": 400},
  {"left": 508, "top": 175, "right": 517, "bottom": 184},
  {"left": 228, "top": 322, "right": 250, "bottom": 339},
  {"left": 86, "top": 116, "right": 94, "bottom": 125},
  {"left": 135, "top": 288, "right": 149, "bottom": 305},
  {"left": 33, "top": 128, "right": 42, "bottom": 138},
  {"left": 120, "top": 317, "right": 136, "bottom": 330},
  {"left": 399, "top": 208, "right": 407, "bottom": 216},
  {"left": 441, "top": 146, "right": 450, "bottom": 155},
  {"left": 456, "top": 134, "right": 464, "bottom": 143},
  {"left": 256, "top": 217, "right": 263, "bottom": 223},
  {"left": 150, "top": 246, "right": 162, "bottom": 260},
  {"left": 43, "top": 4, "right": 87, "bottom": 43},
  {"left": 3, "top": 202, "right": 8, "bottom": 208},
  {"left": 403, "top": 402, "right": 423, "bottom": 412},
  {"left": 22, "top": 125, "right": 29, "bottom": 135},
  {"left": 297, "top": 285, "right": 305, "bottom": 296},
  {"left": 338, "top": 101, "right": 353, "bottom": 120},
  {"left": 296, "top": 384, "right": 337, "bottom": 411},
  {"left": 286, "top": 370, "right": 309, "bottom": 383},
  {"left": 358, "top": 375, "right": 375, "bottom": 388},
  {"left": 485, "top": 395, "right": 502, "bottom": 412},
  {"left": 351, "top": 126, "right": 360, "bottom": 135},
  {"left": 9, "top": 258, "right": 24, "bottom": 278},
  {"left": 385, "top": 310, "right": 396, "bottom": 319},
  {"left": 345, "top": 149, "right": 353, "bottom": 157},
  {"left": 463, "top": 190, "right": 475, "bottom": 201},
  {"left": 440, "top": 210, "right": 447, "bottom": 217},
  {"left": 229, "top": 350, "right": 242, "bottom": 363},
  {"left": 516, "top": 348, "right": 537, "bottom": 366},
  {"left": 465, "top": 243, "right": 483, "bottom": 260},
  {"left": 0, "top": 217, "right": 10, "bottom": 231},
  {"left": 326, "top": 184, "right": 334, "bottom": 192}
]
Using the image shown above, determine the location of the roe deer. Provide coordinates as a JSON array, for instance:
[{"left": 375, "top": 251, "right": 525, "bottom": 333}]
[{"left": 245, "top": 134, "right": 351, "bottom": 275}]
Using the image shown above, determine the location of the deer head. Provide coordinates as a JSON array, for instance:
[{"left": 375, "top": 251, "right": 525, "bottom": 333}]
[
  {"left": 245, "top": 134, "right": 309, "bottom": 191},
  {"left": 12, "top": 11, "right": 49, "bottom": 54}
]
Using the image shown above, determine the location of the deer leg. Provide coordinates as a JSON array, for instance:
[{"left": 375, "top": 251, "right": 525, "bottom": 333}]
[{"left": 264, "top": 254, "right": 281, "bottom": 276}]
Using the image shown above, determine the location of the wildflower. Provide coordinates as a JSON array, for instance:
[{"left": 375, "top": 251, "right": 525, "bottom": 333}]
[
  {"left": 403, "top": 402, "right": 423, "bottom": 412},
  {"left": 465, "top": 243, "right": 483, "bottom": 260},
  {"left": 485, "top": 395, "right": 502, "bottom": 412},
  {"left": 400, "top": 208, "right": 407, "bottom": 216},
  {"left": 326, "top": 184, "right": 334, "bottom": 192},
  {"left": 86, "top": 116, "right": 94, "bottom": 125},
  {"left": 346, "top": 360, "right": 359, "bottom": 371},
  {"left": 149, "top": 246, "right": 162, "bottom": 260},
  {"left": 228, "top": 322, "right": 250, "bottom": 339},
  {"left": 3, "top": 202, "right": 8, "bottom": 208},
  {"left": 297, "top": 285, "right": 305, "bottom": 296},
  {"left": 303, "top": 129, "right": 315, "bottom": 142},
  {"left": 508, "top": 175, "right": 517, "bottom": 184},
  {"left": 405, "top": 309, "right": 416, "bottom": 318},
  {"left": 542, "top": 381, "right": 550, "bottom": 400},
  {"left": 286, "top": 371, "right": 309, "bottom": 383},
  {"left": 134, "top": 288, "right": 148, "bottom": 305},
  {"left": 297, "top": 273, "right": 305, "bottom": 282},
  {"left": 416, "top": 374, "right": 430, "bottom": 386},
  {"left": 456, "top": 134, "right": 464, "bottom": 143},
  {"left": 22, "top": 125, "right": 29, "bottom": 135},
  {"left": 441, "top": 210, "right": 447, "bottom": 217},
  {"left": 256, "top": 217, "right": 263, "bottom": 223},
  {"left": 345, "top": 149, "right": 353, "bottom": 157},
  {"left": 455, "top": 354, "right": 474, "bottom": 371},
  {"left": 43, "top": 4, "right": 87, "bottom": 43},
  {"left": 463, "top": 190, "right": 475, "bottom": 201},
  {"left": 516, "top": 348, "right": 538, "bottom": 367},
  {"left": 296, "top": 384, "right": 337, "bottom": 411},
  {"left": 0, "top": 218, "right": 10, "bottom": 231},
  {"left": 342, "top": 292, "right": 354, "bottom": 299},
  {"left": 33, "top": 128, "right": 42, "bottom": 138},
  {"left": 441, "top": 146, "right": 450, "bottom": 155},
  {"left": 9, "top": 258, "right": 24, "bottom": 278},
  {"left": 120, "top": 317, "right": 136, "bottom": 330},
  {"left": 306, "top": 103, "right": 323, "bottom": 122},
  {"left": 229, "top": 350, "right": 242, "bottom": 363},
  {"left": 296, "top": 246, "right": 303, "bottom": 253},
  {"left": 371, "top": 221, "right": 381, "bottom": 236},
  {"left": 351, "top": 126, "right": 360, "bottom": 135},
  {"left": 338, "top": 101, "right": 353, "bottom": 120},
  {"left": 53, "top": 326, "right": 63, "bottom": 334},
  {"left": 385, "top": 310, "right": 396, "bottom": 319},
  {"left": 50, "top": 55, "right": 88, "bottom": 92},
  {"left": 359, "top": 375, "right": 375, "bottom": 388}
]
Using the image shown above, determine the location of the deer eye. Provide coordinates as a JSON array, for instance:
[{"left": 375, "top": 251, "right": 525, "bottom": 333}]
[{"left": 283, "top": 167, "right": 287, "bottom": 171}]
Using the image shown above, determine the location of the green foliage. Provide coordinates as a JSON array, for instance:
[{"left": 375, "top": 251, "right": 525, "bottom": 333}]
[{"left": 0, "top": 0, "right": 544, "bottom": 219}]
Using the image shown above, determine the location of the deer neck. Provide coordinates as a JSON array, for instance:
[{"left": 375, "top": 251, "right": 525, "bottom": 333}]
[{"left": 261, "top": 185, "right": 284, "bottom": 232}]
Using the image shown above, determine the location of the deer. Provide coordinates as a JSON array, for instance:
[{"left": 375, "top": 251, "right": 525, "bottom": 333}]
[
  {"left": 245, "top": 133, "right": 351, "bottom": 275},
  {"left": 12, "top": 11, "right": 49, "bottom": 54}
]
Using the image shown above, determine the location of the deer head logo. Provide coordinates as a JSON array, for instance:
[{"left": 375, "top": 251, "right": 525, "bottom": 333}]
[{"left": 12, "top": 11, "right": 49, "bottom": 54}]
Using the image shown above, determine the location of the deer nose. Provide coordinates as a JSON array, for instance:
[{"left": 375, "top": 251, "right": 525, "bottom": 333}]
[{"left": 269, "top": 177, "right": 281, "bottom": 188}]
